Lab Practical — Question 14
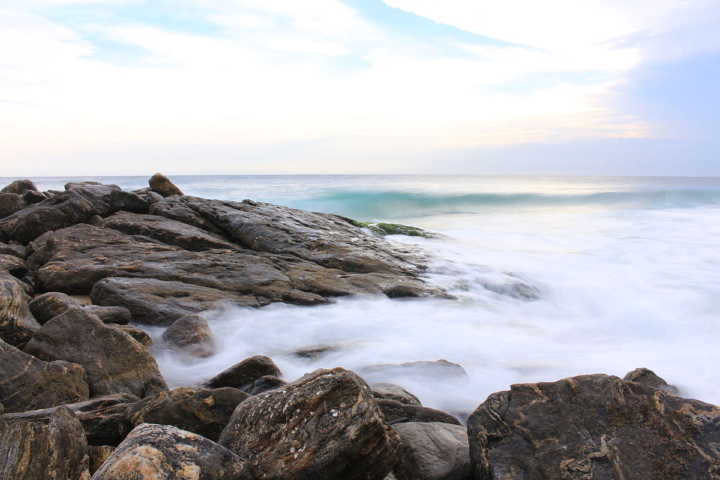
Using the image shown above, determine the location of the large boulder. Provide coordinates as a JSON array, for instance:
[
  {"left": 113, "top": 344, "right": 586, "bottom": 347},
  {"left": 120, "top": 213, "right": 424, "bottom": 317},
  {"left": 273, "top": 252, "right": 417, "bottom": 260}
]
[
  {"left": 149, "top": 173, "right": 184, "bottom": 197},
  {"left": 29, "top": 291, "right": 80, "bottom": 324},
  {"left": 105, "top": 211, "right": 237, "bottom": 251},
  {"left": 162, "top": 314, "right": 216, "bottom": 357},
  {"left": 0, "top": 272, "right": 41, "bottom": 345},
  {"left": 1, "top": 179, "right": 38, "bottom": 195},
  {"left": 0, "top": 191, "right": 96, "bottom": 243},
  {"left": 0, "top": 192, "right": 25, "bottom": 218},
  {"left": 91, "top": 277, "right": 262, "bottom": 326},
  {"left": 3, "top": 393, "right": 138, "bottom": 446},
  {"left": 468, "top": 374, "right": 720, "bottom": 479},
  {"left": 0, "top": 336, "right": 89, "bottom": 413},
  {"left": 205, "top": 355, "right": 281, "bottom": 390},
  {"left": 0, "top": 406, "right": 90, "bottom": 480},
  {"left": 24, "top": 307, "right": 167, "bottom": 398},
  {"left": 91, "top": 423, "right": 250, "bottom": 480},
  {"left": 219, "top": 367, "right": 400, "bottom": 480},
  {"left": 393, "top": 422, "right": 471, "bottom": 480},
  {"left": 128, "top": 387, "right": 249, "bottom": 441}
]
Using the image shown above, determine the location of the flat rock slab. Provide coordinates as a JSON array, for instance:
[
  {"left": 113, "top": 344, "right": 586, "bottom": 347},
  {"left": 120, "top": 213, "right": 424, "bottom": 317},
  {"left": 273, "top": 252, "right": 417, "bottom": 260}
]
[
  {"left": 468, "top": 374, "right": 720, "bottom": 479},
  {"left": 92, "top": 423, "right": 250, "bottom": 480},
  {"left": 219, "top": 367, "right": 400, "bottom": 480}
]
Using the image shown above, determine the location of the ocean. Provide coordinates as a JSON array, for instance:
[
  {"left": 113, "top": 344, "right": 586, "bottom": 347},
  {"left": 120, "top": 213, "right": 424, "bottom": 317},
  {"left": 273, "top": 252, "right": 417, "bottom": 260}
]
[{"left": 9, "top": 174, "right": 720, "bottom": 413}]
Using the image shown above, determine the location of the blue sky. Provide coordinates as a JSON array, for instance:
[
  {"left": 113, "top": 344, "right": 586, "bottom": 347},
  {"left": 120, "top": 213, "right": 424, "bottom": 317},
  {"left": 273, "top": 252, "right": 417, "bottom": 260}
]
[{"left": 1, "top": 0, "right": 719, "bottom": 175}]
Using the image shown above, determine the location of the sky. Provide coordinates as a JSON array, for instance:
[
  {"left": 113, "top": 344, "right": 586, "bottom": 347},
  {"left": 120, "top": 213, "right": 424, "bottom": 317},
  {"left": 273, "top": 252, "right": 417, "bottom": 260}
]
[{"left": 1, "top": 0, "right": 719, "bottom": 176}]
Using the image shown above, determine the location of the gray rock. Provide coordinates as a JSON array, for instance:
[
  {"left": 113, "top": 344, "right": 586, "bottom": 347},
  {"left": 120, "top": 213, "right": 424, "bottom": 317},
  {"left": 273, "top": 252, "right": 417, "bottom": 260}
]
[
  {"left": 92, "top": 423, "right": 250, "bottom": 480},
  {"left": 623, "top": 367, "right": 680, "bottom": 394},
  {"left": 0, "top": 272, "right": 41, "bottom": 345},
  {"left": 128, "top": 387, "right": 249, "bottom": 441},
  {"left": 25, "top": 307, "right": 167, "bottom": 398},
  {"left": 162, "top": 314, "right": 216, "bottom": 357},
  {"left": 0, "top": 336, "right": 89, "bottom": 413},
  {"left": 393, "top": 422, "right": 471, "bottom": 480},
  {"left": 83, "top": 305, "right": 132, "bottom": 325},
  {"left": 468, "top": 374, "right": 720, "bottom": 479},
  {"left": 29, "top": 291, "right": 80, "bottom": 324},
  {"left": 205, "top": 355, "right": 281, "bottom": 390},
  {"left": 219, "top": 367, "right": 400, "bottom": 480},
  {"left": 0, "top": 406, "right": 90, "bottom": 480},
  {"left": 372, "top": 382, "right": 422, "bottom": 406},
  {"left": 22, "top": 189, "right": 47, "bottom": 205},
  {"left": 378, "top": 399, "right": 461, "bottom": 426},
  {"left": 245, "top": 375, "right": 287, "bottom": 395}
]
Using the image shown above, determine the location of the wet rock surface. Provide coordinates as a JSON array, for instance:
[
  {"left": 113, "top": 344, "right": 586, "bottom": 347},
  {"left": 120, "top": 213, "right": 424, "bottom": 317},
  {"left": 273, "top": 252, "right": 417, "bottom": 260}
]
[
  {"left": 219, "top": 367, "right": 400, "bottom": 480},
  {"left": 205, "top": 355, "right": 282, "bottom": 390},
  {"left": 92, "top": 423, "right": 250, "bottom": 480},
  {"left": 393, "top": 422, "right": 471, "bottom": 480},
  {"left": 468, "top": 374, "right": 720, "bottom": 480},
  {"left": 162, "top": 313, "right": 216, "bottom": 357},
  {"left": 372, "top": 383, "right": 422, "bottom": 406},
  {"left": 378, "top": 399, "right": 461, "bottom": 426}
]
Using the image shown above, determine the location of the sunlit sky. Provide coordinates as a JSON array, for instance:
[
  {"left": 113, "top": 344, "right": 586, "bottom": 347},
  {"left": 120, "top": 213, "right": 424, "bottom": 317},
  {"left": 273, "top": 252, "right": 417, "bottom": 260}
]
[{"left": 2, "top": 0, "right": 719, "bottom": 176}]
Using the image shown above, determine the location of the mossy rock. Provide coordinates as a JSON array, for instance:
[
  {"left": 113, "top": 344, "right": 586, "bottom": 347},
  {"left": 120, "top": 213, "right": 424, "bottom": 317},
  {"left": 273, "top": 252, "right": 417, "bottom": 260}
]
[{"left": 348, "top": 220, "right": 436, "bottom": 238}]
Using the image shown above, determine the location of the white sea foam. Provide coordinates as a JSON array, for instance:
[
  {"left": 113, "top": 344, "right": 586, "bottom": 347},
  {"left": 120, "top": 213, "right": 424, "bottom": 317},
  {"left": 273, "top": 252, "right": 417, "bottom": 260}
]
[{"left": 153, "top": 197, "right": 720, "bottom": 414}]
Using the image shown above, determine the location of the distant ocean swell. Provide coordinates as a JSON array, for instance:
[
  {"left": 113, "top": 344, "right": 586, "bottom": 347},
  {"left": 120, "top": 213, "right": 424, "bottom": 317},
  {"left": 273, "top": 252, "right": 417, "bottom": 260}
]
[{"left": 289, "top": 188, "right": 720, "bottom": 220}]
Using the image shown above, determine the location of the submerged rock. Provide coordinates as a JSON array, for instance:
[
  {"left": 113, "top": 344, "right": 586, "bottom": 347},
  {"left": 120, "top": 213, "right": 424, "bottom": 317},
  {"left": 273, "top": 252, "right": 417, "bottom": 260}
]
[
  {"left": 24, "top": 307, "right": 167, "bottom": 398},
  {"left": 92, "top": 423, "right": 249, "bottom": 480},
  {"left": 468, "top": 374, "right": 720, "bottom": 479},
  {"left": 205, "top": 355, "right": 281, "bottom": 390},
  {"left": 219, "top": 367, "right": 400, "bottom": 480},
  {"left": 0, "top": 406, "right": 90, "bottom": 480},
  {"left": 162, "top": 314, "right": 216, "bottom": 357},
  {"left": 392, "top": 422, "right": 471, "bottom": 480}
]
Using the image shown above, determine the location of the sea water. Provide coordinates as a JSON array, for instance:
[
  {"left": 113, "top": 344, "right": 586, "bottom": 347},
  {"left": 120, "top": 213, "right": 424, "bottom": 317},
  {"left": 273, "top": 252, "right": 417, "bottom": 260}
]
[{"left": 11, "top": 175, "right": 720, "bottom": 413}]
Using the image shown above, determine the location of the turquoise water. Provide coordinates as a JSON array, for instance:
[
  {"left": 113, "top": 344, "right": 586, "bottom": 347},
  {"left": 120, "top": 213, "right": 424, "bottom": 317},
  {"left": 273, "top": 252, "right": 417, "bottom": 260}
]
[{"left": 8, "top": 175, "right": 720, "bottom": 411}]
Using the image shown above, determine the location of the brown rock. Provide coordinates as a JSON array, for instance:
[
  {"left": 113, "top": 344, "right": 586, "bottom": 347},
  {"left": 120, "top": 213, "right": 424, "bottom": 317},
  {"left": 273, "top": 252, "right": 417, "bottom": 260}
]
[
  {"left": 245, "top": 375, "right": 287, "bottom": 395},
  {"left": 361, "top": 360, "right": 468, "bottom": 383},
  {"left": 205, "top": 355, "right": 281, "bottom": 390},
  {"left": 0, "top": 272, "right": 41, "bottom": 346},
  {"left": 468, "top": 374, "right": 720, "bottom": 479},
  {"left": 89, "top": 446, "right": 115, "bottom": 475},
  {"left": 0, "top": 241, "right": 26, "bottom": 258},
  {"left": 149, "top": 173, "right": 184, "bottom": 197},
  {"left": 24, "top": 307, "right": 167, "bottom": 398},
  {"left": 219, "top": 367, "right": 400, "bottom": 480},
  {"left": 162, "top": 314, "right": 216, "bottom": 357},
  {"left": 0, "top": 336, "right": 89, "bottom": 413},
  {"left": 128, "top": 387, "right": 249, "bottom": 441},
  {"left": 623, "top": 367, "right": 680, "bottom": 394},
  {"left": 372, "top": 383, "right": 422, "bottom": 406},
  {"left": 29, "top": 291, "right": 80, "bottom": 324},
  {"left": 114, "top": 324, "right": 153, "bottom": 347},
  {"left": 83, "top": 305, "right": 132, "bottom": 325},
  {"left": 0, "top": 192, "right": 25, "bottom": 218},
  {"left": 0, "top": 252, "right": 27, "bottom": 277},
  {"left": 92, "top": 423, "right": 250, "bottom": 480},
  {"left": 0, "top": 406, "right": 90, "bottom": 480},
  {"left": 378, "top": 399, "right": 461, "bottom": 426},
  {"left": 1, "top": 179, "right": 38, "bottom": 195}
]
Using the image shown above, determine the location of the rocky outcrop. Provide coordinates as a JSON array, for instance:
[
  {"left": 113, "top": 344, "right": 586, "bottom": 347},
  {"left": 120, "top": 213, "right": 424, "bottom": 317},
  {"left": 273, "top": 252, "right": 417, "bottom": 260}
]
[
  {"left": 0, "top": 273, "right": 41, "bottom": 346},
  {"left": 393, "top": 422, "right": 471, "bottom": 480},
  {"left": 0, "top": 336, "right": 89, "bottom": 413},
  {"left": 468, "top": 374, "right": 720, "bottom": 479},
  {"left": 378, "top": 399, "right": 461, "bottom": 426},
  {"left": 149, "top": 172, "right": 184, "bottom": 197},
  {"left": 219, "top": 367, "right": 400, "bottom": 480},
  {"left": 205, "top": 355, "right": 281, "bottom": 390},
  {"left": 161, "top": 314, "right": 216, "bottom": 357},
  {"left": 91, "top": 423, "right": 250, "bottom": 480},
  {"left": 24, "top": 308, "right": 167, "bottom": 398},
  {"left": 372, "top": 383, "right": 422, "bottom": 406},
  {"left": 128, "top": 387, "right": 249, "bottom": 441},
  {"left": 0, "top": 406, "right": 90, "bottom": 480}
]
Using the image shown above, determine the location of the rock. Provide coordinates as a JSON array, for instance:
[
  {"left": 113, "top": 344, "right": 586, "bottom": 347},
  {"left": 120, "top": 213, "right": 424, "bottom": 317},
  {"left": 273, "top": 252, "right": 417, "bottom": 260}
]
[
  {"left": 0, "top": 192, "right": 25, "bottom": 218},
  {"left": 623, "top": 367, "right": 680, "bottom": 394},
  {"left": 0, "top": 253, "right": 27, "bottom": 277},
  {"left": 89, "top": 446, "right": 115, "bottom": 475},
  {"left": 0, "top": 406, "right": 90, "bottom": 480},
  {"left": 3, "top": 393, "right": 138, "bottom": 446},
  {"left": 378, "top": 399, "right": 461, "bottom": 426},
  {"left": 468, "top": 374, "right": 720, "bottom": 479},
  {"left": 25, "top": 307, "right": 167, "bottom": 398},
  {"left": 372, "top": 383, "right": 422, "bottom": 406},
  {"left": 149, "top": 173, "right": 184, "bottom": 197},
  {"left": 0, "top": 191, "right": 96, "bottom": 243},
  {"left": 91, "top": 423, "right": 249, "bottom": 480},
  {"left": 206, "top": 355, "right": 281, "bottom": 390},
  {"left": 83, "top": 305, "right": 132, "bottom": 325},
  {"left": 115, "top": 325, "right": 153, "bottom": 347},
  {"left": 245, "top": 375, "right": 287, "bottom": 395},
  {"left": 64, "top": 182, "right": 138, "bottom": 217},
  {"left": 105, "top": 211, "right": 237, "bottom": 251},
  {"left": 0, "top": 241, "right": 26, "bottom": 258},
  {"left": 0, "top": 272, "right": 41, "bottom": 345},
  {"left": 0, "top": 336, "right": 89, "bottom": 413},
  {"left": 1, "top": 179, "right": 38, "bottom": 195},
  {"left": 294, "top": 344, "right": 341, "bottom": 360},
  {"left": 361, "top": 360, "right": 468, "bottom": 383},
  {"left": 149, "top": 197, "right": 225, "bottom": 234},
  {"left": 162, "top": 314, "right": 215, "bottom": 357},
  {"left": 393, "top": 422, "right": 471, "bottom": 480},
  {"left": 29, "top": 291, "right": 80, "bottom": 324},
  {"left": 22, "top": 189, "right": 47, "bottom": 204},
  {"left": 351, "top": 220, "right": 437, "bottom": 238},
  {"left": 91, "top": 277, "right": 262, "bottom": 326},
  {"left": 219, "top": 367, "right": 400, "bottom": 480},
  {"left": 128, "top": 387, "right": 249, "bottom": 441}
]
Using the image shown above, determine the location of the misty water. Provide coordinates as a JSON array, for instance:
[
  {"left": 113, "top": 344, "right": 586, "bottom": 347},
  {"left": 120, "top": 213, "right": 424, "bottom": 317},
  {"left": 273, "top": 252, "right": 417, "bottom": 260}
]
[{"left": 13, "top": 175, "right": 720, "bottom": 414}]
